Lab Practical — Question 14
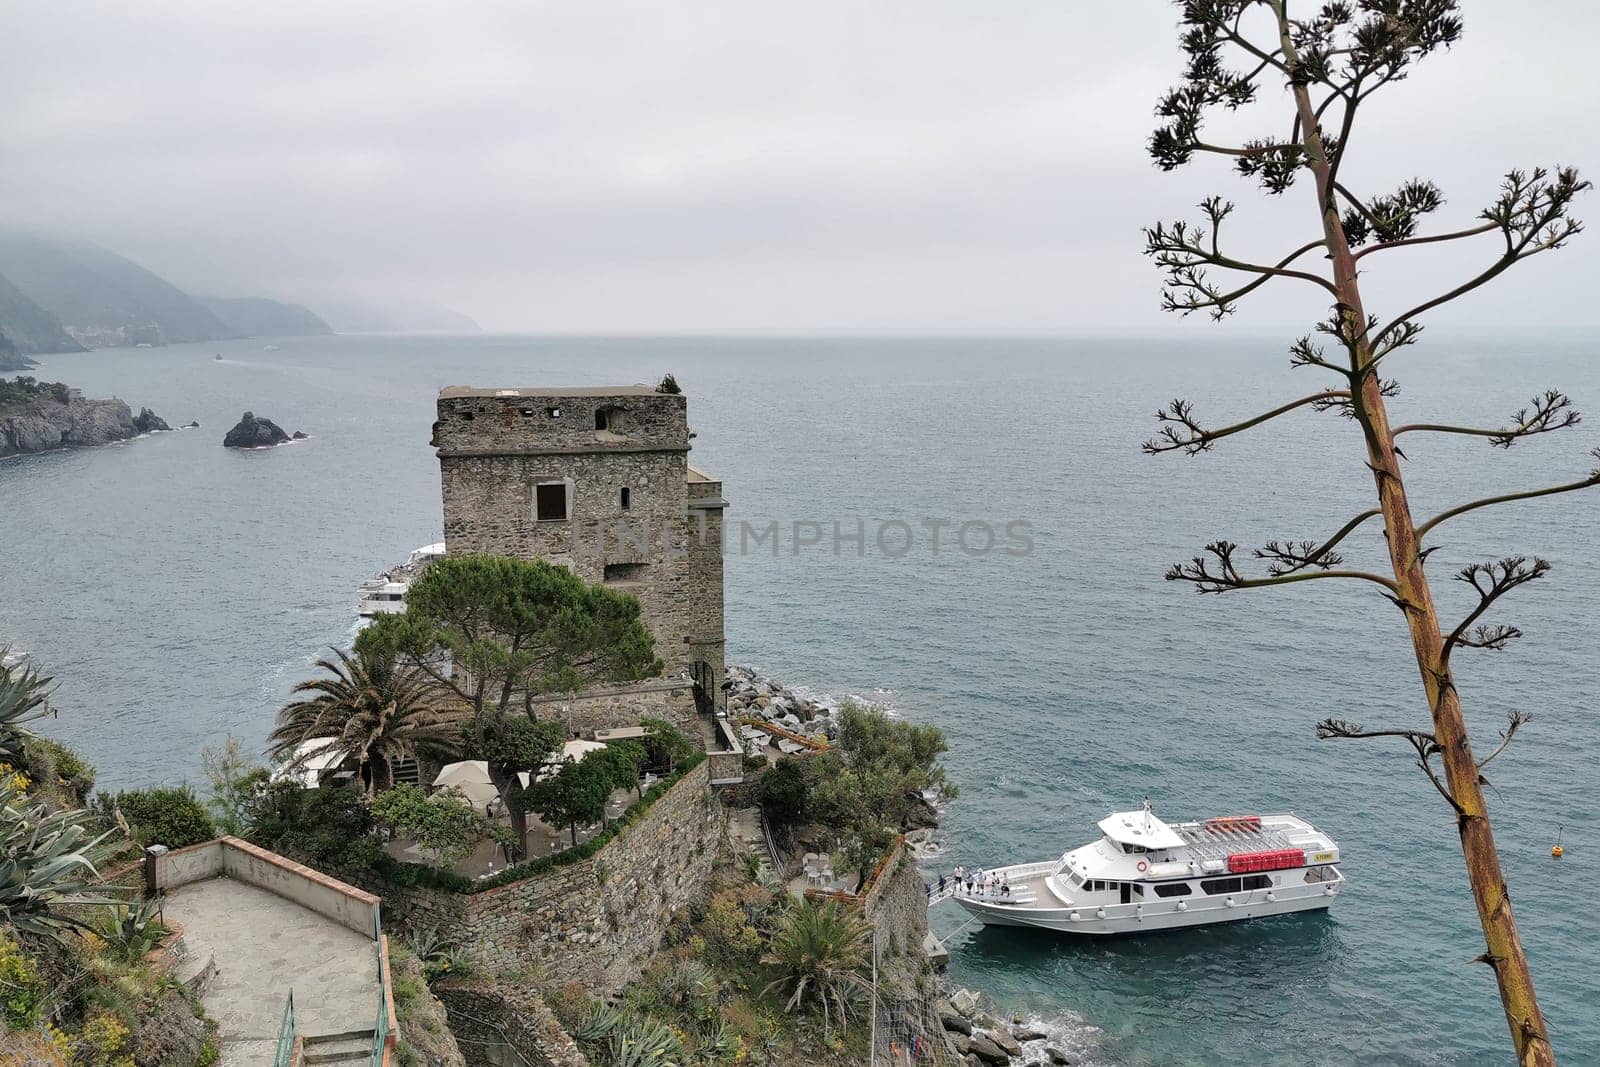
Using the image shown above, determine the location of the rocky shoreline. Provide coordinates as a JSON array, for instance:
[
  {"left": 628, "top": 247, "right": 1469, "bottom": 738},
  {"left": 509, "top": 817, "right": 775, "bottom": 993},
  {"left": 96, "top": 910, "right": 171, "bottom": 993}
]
[
  {"left": 937, "top": 986, "right": 1095, "bottom": 1067},
  {"left": 726, "top": 664, "right": 1097, "bottom": 1067},
  {"left": 0, "top": 392, "right": 171, "bottom": 458}
]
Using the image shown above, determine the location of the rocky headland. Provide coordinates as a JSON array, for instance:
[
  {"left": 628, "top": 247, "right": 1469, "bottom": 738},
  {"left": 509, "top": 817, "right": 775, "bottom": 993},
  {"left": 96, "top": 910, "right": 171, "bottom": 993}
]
[
  {"left": 0, "top": 378, "right": 171, "bottom": 457},
  {"left": 222, "top": 410, "right": 300, "bottom": 448}
]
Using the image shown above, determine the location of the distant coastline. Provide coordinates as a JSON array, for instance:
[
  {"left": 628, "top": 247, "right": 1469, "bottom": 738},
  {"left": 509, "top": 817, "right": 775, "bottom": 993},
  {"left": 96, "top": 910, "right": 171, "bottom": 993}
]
[{"left": 0, "top": 376, "right": 171, "bottom": 458}]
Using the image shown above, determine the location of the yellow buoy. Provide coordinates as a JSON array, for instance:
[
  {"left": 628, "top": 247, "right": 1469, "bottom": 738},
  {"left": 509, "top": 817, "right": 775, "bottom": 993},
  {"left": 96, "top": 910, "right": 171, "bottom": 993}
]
[{"left": 1551, "top": 826, "right": 1564, "bottom": 859}]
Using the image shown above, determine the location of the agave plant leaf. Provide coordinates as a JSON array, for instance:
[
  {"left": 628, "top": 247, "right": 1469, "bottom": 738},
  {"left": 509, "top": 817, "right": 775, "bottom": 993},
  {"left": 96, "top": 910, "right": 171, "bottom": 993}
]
[
  {"left": 0, "top": 651, "right": 54, "bottom": 765},
  {"left": 0, "top": 778, "right": 126, "bottom": 940}
]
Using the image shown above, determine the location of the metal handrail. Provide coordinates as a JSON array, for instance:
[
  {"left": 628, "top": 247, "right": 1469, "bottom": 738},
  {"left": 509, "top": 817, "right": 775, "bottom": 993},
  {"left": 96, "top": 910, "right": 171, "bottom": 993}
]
[
  {"left": 273, "top": 991, "right": 296, "bottom": 1067},
  {"left": 371, "top": 984, "right": 388, "bottom": 1065}
]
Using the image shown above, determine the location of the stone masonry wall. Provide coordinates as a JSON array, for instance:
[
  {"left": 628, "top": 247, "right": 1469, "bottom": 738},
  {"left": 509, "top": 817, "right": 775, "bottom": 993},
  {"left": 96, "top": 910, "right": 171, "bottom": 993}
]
[
  {"left": 367, "top": 761, "right": 724, "bottom": 994},
  {"left": 434, "top": 387, "right": 725, "bottom": 706},
  {"left": 527, "top": 678, "right": 697, "bottom": 736},
  {"left": 434, "top": 984, "right": 589, "bottom": 1067},
  {"left": 860, "top": 844, "right": 961, "bottom": 1062}
]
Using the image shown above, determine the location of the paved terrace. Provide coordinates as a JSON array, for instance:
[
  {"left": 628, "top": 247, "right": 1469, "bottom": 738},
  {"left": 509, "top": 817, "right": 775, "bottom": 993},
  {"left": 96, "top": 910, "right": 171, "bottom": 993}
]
[
  {"left": 166, "top": 878, "right": 378, "bottom": 1065},
  {"left": 149, "top": 837, "right": 393, "bottom": 1067}
]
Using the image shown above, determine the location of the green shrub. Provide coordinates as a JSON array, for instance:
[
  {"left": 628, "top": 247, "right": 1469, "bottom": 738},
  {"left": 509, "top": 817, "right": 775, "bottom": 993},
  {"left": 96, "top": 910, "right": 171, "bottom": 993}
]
[
  {"left": 99, "top": 786, "right": 215, "bottom": 849},
  {"left": 24, "top": 735, "right": 96, "bottom": 800},
  {"left": 0, "top": 928, "right": 46, "bottom": 1030},
  {"left": 757, "top": 758, "right": 808, "bottom": 828},
  {"left": 244, "top": 780, "right": 382, "bottom": 869},
  {"left": 371, "top": 785, "right": 484, "bottom": 869}
]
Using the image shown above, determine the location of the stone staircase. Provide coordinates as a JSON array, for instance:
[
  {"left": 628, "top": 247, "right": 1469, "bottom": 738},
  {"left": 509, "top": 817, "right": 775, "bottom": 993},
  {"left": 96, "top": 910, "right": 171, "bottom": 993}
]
[
  {"left": 301, "top": 1029, "right": 375, "bottom": 1065},
  {"left": 731, "top": 807, "right": 780, "bottom": 885}
]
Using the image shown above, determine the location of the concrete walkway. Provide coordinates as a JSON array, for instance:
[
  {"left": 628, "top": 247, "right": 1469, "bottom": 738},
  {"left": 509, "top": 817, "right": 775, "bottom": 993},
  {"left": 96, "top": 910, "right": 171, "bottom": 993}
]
[{"left": 164, "top": 877, "right": 380, "bottom": 1066}]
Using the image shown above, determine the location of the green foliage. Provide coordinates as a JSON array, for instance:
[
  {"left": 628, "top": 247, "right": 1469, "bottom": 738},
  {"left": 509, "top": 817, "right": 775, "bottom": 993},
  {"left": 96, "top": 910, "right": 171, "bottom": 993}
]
[
  {"left": 0, "top": 652, "right": 54, "bottom": 767},
  {"left": 638, "top": 719, "right": 694, "bottom": 772},
  {"left": 573, "top": 1003, "right": 686, "bottom": 1067},
  {"left": 756, "top": 758, "right": 808, "bottom": 828},
  {"left": 473, "top": 716, "right": 563, "bottom": 774},
  {"left": 590, "top": 740, "right": 647, "bottom": 796},
  {"left": 199, "top": 736, "right": 267, "bottom": 837},
  {"left": 0, "top": 778, "right": 122, "bottom": 940},
  {"left": 356, "top": 554, "right": 661, "bottom": 857},
  {"left": 270, "top": 647, "right": 462, "bottom": 795},
  {"left": 98, "top": 786, "right": 214, "bottom": 849},
  {"left": 357, "top": 555, "right": 661, "bottom": 702},
  {"left": 804, "top": 701, "right": 952, "bottom": 878},
  {"left": 698, "top": 886, "right": 769, "bottom": 969},
  {"left": 522, "top": 756, "right": 613, "bottom": 846},
  {"left": 95, "top": 897, "right": 166, "bottom": 962},
  {"left": 23, "top": 735, "right": 96, "bottom": 803},
  {"left": 0, "top": 376, "right": 71, "bottom": 410},
  {"left": 372, "top": 752, "right": 705, "bottom": 894},
  {"left": 370, "top": 786, "right": 484, "bottom": 868},
  {"left": 243, "top": 780, "right": 382, "bottom": 869},
  {"left": 656, "top": 373, "right": 682, "bottom": 395},
  {"left": 760, "top": 898, "right": 870, "bottom": 1036},
  {"left": 0, "top": 926, "right": 46, "bottom": 1030}
]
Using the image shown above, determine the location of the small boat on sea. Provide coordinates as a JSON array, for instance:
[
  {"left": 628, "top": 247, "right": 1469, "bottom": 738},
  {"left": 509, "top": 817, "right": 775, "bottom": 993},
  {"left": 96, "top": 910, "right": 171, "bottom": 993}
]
[
  {"left": 950, "top": 803, "right": 1342, "bottom": 935},
  {"left": 355, "top": 542, "right": 446, "bottom": 618}
]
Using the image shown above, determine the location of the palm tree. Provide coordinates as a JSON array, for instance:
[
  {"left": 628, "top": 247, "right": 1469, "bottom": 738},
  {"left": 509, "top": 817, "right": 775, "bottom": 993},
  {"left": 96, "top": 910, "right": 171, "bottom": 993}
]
[
  {"left": 761, "top": 899, "right": 871, "bottom": 1036},
  {"left": 270, "top": 648, "right": 462, "bottom": 795}
]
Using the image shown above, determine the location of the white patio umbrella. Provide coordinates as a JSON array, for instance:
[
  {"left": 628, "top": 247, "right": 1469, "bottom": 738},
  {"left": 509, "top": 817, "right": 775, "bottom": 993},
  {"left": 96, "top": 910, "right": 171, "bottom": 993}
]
[
  {"left": 432, "top": 761, "right": 503, "bottom": 815},
  {"left": 532, "top": 739, "right": 609, "bottom": 782},
  {"left": 271, "top": 738, "right": 349, "bottom": 788}
]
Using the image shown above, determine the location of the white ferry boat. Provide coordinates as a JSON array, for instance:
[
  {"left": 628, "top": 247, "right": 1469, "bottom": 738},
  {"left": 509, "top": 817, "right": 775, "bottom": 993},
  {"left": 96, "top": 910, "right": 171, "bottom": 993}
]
[
  {"left": 950, "top": 804, "right": 1342, "bottom": 935},
  {"left": 355, "top": 542, "right": 445, "bottom": 618}
]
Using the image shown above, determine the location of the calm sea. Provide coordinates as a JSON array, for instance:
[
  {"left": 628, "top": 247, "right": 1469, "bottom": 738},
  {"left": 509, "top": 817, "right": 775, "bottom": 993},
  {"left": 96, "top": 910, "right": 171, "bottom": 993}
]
[{"left": 3, "top": 332, "right": 1596, "bottom": 1065}]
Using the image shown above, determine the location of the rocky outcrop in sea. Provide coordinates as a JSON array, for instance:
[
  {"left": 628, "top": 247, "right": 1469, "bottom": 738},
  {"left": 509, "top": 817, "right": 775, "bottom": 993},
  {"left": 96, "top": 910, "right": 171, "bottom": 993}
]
[
  {"left": 0, "top": 394, "right": 172, "bottom": 458},
  {"left": 222, "top": 411, "right": 295, "bottom": 448}
]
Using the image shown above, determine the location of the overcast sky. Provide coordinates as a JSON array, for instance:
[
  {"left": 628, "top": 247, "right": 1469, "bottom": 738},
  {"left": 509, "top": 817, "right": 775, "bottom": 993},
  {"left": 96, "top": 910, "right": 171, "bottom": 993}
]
[{"left": 4, "top": 1, "right": 1596, "bottom": 331}]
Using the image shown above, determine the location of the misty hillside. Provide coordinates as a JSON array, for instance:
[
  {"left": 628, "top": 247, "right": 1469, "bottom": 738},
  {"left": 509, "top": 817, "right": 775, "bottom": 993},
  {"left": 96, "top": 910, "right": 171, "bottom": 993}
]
[
  {"left": 0, "top": 229, "right": 238, "bottom": 347},
  {"left": 0, "top": 331, "right": 35, "bottom": 371},
  {"left": 0, "top": 269, "right": 82, "bottom": 355},
  {"left": 201, "top": 296, "right": 333, "bottom": 338},
  {"left": 314, "top": 294, "right": 480, "bottom": 333}
]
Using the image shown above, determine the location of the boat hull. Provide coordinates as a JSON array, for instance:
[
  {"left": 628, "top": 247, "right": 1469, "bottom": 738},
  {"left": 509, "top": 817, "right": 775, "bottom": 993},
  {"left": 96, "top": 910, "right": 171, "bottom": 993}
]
[{"left": 952, "top": 880, "right": 1340, "bottom": 935}]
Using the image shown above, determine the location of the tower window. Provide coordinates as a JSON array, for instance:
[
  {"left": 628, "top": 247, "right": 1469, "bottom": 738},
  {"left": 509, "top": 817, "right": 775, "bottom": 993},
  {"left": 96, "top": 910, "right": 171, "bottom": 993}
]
[
  {"left": 547, "top": 406, "right": 562, "bottom": 419},
  {"left": 595, "top": 409, "right": 609, "bottom": 430},
  {"left": 535, "top": 482, "right": 569, "bottom": 521},
  {"left": 619, "top": 487, "right": 631, "bottom": 510},
  {"left": 604, "top": 563, "right": 648, "bottom": 583}
]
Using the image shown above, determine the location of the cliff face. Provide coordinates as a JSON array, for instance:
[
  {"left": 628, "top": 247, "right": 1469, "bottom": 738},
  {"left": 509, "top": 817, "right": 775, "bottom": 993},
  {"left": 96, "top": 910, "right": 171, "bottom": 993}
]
[
  {"left": 0, "top": 270, "right": 83, "bottom": 355},
  {"left": 0, "top": 394, "right": 170, "bottom": 457},
  {"left": 201, "top": 296, "right": 334, "bottom": 338}
]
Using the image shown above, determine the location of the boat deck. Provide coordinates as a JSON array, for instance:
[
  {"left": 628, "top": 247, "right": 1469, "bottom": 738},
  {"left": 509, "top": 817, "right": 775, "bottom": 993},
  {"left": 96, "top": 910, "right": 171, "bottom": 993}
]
[{"left": 949, "top": 867, "right": 1065, "bottom": 911}]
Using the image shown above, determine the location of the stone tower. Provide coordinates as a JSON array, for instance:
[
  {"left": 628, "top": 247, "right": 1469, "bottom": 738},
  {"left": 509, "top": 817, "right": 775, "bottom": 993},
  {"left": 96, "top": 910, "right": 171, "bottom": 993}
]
[{"left": 432, "top": 385, "right": 726, "bottom": 710}]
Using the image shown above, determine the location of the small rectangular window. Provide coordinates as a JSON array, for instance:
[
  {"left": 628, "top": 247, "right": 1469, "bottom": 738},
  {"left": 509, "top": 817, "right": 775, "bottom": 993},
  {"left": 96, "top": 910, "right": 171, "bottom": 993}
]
[
  {"left": 603, "top": 562, "right": 648, "bottom": 583},
  {"left": 1201, "top": 877, "right": 1244, "bottom": 896},
  {"left": 620, "top": 486, "right": 631, "bottom": 510},
  {"left": 535, "top": 482, "right": 568, "bottom": 521},
  {"left": 1242, "top": 874, "right": 1272, "bottom": 890},
  {"left": 1153, "top": 881, "right": 1193, "bottom": 898},
  {"left": 595, "top": 409, "right": 609, "bottom": 430}
]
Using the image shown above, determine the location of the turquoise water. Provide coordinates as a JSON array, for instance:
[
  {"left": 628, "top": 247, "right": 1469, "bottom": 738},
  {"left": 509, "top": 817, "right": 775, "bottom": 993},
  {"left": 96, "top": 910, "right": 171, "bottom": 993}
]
[{"left": 2, "top": 333, "right": 1596, "bottom": 1065}]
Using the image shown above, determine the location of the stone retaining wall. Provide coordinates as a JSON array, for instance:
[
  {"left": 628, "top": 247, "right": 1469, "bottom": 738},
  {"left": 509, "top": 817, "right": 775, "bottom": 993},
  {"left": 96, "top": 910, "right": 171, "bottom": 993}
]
[
  {"left": 435, "top": 983, "right": 589, "bottom": 1067},
  {"left": 364, "top": 761, "right": 724, "bottom": 992}
]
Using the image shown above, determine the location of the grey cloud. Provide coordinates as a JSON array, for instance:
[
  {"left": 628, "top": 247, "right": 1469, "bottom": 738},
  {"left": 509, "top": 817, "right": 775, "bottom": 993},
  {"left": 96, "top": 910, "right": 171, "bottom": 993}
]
[{"left": 3, "top": 1, "right": 1596, "bottom": 330}]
